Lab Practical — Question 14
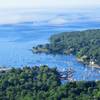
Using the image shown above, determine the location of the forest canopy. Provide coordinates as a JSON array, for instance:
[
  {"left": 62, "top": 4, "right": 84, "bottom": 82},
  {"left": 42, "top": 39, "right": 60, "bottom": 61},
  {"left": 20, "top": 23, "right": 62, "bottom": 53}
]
[{"left": 0, "top": 66, "right": 100, "bottom": 100}]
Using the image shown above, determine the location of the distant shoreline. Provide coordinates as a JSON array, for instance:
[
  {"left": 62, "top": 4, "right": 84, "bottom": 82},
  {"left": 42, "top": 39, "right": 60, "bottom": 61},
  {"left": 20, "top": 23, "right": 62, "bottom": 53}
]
[
  {"left": 32, "top": 47, "right": 100, "bottom": 69},
  {"left": 77, "top": 57, "right": 100, "bottom": 69}
]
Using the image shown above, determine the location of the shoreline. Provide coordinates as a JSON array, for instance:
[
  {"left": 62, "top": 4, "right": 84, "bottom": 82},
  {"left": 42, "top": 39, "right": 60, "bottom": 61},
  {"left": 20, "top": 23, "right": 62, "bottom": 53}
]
[
  {"left": 32, "top": 47, "right": 100, "bottom": 69},
  {"left": 77, "top": 58, "right": 100, "bottom": 69}
]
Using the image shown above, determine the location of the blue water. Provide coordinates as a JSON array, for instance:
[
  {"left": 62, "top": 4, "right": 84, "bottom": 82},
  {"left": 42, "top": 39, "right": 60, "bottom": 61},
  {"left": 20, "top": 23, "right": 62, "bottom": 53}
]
[{"left": 0, "top": 22, "right": 100, "bottom": 81}]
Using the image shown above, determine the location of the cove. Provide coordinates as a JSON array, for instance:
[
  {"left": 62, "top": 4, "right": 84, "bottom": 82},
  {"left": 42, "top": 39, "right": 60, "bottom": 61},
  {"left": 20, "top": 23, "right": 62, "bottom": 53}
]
[{"left": 0, "top": 23, "right": 100, "bottom": 81}]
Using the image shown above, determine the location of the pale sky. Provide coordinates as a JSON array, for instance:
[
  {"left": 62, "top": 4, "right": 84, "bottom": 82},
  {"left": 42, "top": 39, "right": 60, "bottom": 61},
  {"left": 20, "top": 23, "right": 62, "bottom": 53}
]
[
  {"left": 0, "top": 0, "right": 100, "bottom": 9},
  {"left": 0, "top": 0, "right": 100, "bottom": 24}
]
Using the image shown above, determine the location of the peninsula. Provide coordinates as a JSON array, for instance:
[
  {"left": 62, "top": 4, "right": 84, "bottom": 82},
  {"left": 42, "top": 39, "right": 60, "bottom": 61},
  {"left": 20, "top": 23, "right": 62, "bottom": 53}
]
[{"left": 32, "top": 29, "right": 100, "bottom": 67}]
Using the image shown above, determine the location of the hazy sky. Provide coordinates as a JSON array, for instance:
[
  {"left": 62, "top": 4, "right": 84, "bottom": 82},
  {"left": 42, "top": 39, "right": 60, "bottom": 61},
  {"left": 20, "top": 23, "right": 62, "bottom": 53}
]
[
  {"left": 0, "top": 0, "right": 100, "bottom": 24},
  {"left": 0, "top": 0, "right": 100, "bottom": 9}
]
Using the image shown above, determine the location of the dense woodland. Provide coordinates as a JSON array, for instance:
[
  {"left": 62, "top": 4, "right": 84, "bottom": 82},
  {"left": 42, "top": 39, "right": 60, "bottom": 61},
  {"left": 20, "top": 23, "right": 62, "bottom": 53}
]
[
  {"left": 33, "top": 29, "right": 100, "bottom": 66},
  {"left": 0, "top": 66, "right": 100, "bottom": 100}
]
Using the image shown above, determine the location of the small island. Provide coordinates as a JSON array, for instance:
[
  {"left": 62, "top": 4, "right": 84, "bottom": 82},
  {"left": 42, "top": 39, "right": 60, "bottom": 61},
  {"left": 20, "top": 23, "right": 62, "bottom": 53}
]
[{"left": 32, "top": 29, "right": 100, "bottom": 68}]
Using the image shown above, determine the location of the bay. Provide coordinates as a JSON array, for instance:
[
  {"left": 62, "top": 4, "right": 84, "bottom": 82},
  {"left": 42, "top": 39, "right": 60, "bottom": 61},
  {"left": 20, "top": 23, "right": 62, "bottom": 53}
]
[{"left": 0, "top": 22, "right": 100, "bottom": 81}]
